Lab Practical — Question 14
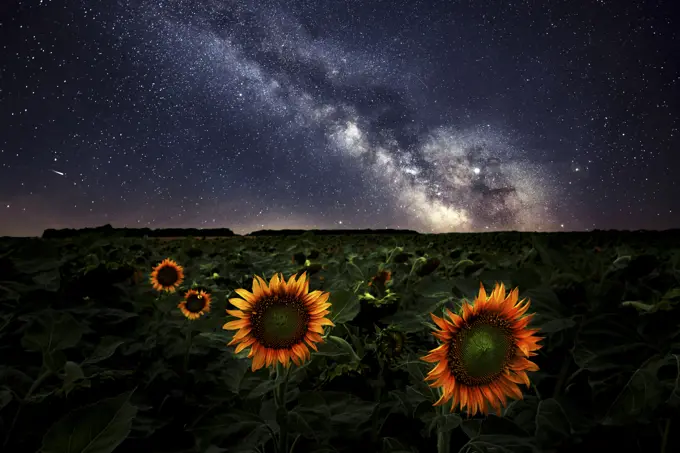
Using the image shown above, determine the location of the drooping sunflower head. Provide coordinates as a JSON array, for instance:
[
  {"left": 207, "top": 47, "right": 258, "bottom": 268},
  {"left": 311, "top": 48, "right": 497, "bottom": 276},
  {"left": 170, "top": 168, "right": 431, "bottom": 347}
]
[
  {"left": 150, "top": 258, "right": 184, "bottom": 292},
  {"left": 223, "top": 272, "right": 335, "bottom": 371},
  {"left": 377, "top": 326, "right": 406, "bottom": 360},
  {"left": 369, "top": 270, "right": 392, "bottom": 287},
  {"left": 422, "top": 282, "right": 543, "bottom": 417},
  {"left": 179, "top": 289, "right": 212, "bottom": 320}
]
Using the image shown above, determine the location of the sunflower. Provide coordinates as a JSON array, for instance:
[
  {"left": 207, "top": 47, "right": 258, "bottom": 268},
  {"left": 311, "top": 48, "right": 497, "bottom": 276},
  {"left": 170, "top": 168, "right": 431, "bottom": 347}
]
[
  {"left": 368, "top": 270, "right": 392, "bottom": 287},
  {"left": 422, "top": 282, "right": 542, "bottom": 416},
  {"left": 150, "top": 258, "right": 184, "bottom": 292},
  {"left": 178, "top": 289, "right": 212, "bottom": 320},
  {"left": 223, "top": 272, "right": 335, "bottom": 371}
]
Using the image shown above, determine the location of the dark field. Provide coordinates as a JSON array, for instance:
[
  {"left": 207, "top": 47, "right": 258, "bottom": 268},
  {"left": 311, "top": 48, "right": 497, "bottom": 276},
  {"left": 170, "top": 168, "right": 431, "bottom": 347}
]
[{"left": 0, "top": 230, "right": 679, "bottom": 453}]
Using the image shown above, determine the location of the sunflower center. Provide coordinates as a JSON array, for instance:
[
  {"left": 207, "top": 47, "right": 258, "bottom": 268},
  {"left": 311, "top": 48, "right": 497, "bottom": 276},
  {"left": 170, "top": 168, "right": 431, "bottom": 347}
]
[
  {"left": 185, "top": 294, "right": 206, "bottom": 313},
  {"left": 448, "top": 313, "right": 516, "bottom": 386},
  {"left": 460, "top": 325, "right": 510, "bottom": 378},
  {"left": 250, "top": 294, "right": 309, "bottom": 349},
  {"left": 157, "top": 266, "right": 179, "bottom": 286}
]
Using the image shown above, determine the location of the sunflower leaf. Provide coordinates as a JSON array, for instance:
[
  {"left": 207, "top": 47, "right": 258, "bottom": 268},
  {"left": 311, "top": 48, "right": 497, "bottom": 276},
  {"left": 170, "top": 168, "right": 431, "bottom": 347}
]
[
  {"left": 329, "top": 289, "right": 360, "bottom": 324},
  {"left": 0, "top": 389, "right": 12, "bottom": 411},
  {"left": 602, "top": 355, "right": 667, "bottom": 425},
  {"left": 327, "top": 335, "right": 361, "bottom": 362},
  {"left": 83, "top": 337, "right": 126, "bottom": 365},
  {"left": 21, "top": 311, "right": 87, "bottom": 354},
  {"left": 61, "top": 361, "right": 85, "bottom": 396},
  {"left": 222, "top": 359, "right": 251, "bottom": 394},
  {"left": 420, "top": 411, "right": 462, "bottom": 437},
  {"left": 32, "top": 268, "right": 61, "bottom": 292},
  {"left": 460, "top": 434, "right": 540, "bottom": 453},
  {"left": 41, "top": 390, "right": 138, "bottom": 453},
  {"left": 534, "top": 398, "right": 571, "bottom": 446},
  {"left": 246, "top": 378, "right": 279, "bottom": 399},
  {"left": 572, "top": 313, "right": 654, "bottom": 374}
]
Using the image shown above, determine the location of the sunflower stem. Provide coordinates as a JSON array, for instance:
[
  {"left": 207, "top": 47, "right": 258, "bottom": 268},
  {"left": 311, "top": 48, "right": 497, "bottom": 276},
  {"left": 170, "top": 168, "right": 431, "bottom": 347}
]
[
  {"left": 275, "top": 364, "right": 290, "bottom": 453},
  {"left": 660, "top": 418, "right": 670, "bottom": 453},
  {"left": 2, "top": 367, "right": 51, "bottom": 448},
  {"left": 436, "top": 429, "right": 451, "bottom": 453},
  {"left": 289, "top": 433, "right": 301, "bottom": 453},
  {"left": 552, "top": 353, "right": 571, "bottom": 399},
  {"left": 370, "top": 360, "right": 385, "bottom": 443},
  {"left": 183, "top": 327, "right": 193, "bottom": 374},
  {"left": 436, "top": 404, "right": 451, "bottom": 453}
]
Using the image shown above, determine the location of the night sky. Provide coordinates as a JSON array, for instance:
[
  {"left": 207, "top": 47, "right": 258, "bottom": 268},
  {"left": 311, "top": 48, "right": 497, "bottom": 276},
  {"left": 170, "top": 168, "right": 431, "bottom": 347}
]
[{"left": 1, "top": 0, "right": 679, "bottom": 236}]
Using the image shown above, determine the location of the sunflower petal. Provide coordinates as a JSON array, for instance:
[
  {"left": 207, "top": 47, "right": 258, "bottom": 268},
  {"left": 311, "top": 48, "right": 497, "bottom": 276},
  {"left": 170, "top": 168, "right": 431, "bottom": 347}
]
[
  {"left": 226, "top": 309, "right": 247, "bottom": 318},
  {"left": 234, "top": 288, "right": 256, "bottom": 303},
  {"left": 228, "top": 298, "right": 252, "bottom": 311},
  {"left": 223, "top": 319, "right": 249, "bottom": 330}
]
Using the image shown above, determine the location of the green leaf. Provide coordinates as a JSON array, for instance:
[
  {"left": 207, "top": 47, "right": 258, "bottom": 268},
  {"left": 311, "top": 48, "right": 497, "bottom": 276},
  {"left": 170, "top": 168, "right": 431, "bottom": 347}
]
[
  {"left": 420, "top": 412, "right": 462, "bottom": 437},
  {"left": 531, "top": 236, "right": 571, "bottom": 271},
  {"left": 346, "top": 261, "right": 364, "bottom": 281},
  {"left": 33, "top": 268, "right": 61, "bottom": 291},
  {"left": 572, "top": 314, "right": 654, "bottom": 373},
  {"left": 329, "top": 289, "right": 360, "bottom": 324},
  {"left": 222, "top": 359, "right": 251, "bottom": 394},
  {"left": 62, "top": 361, "right": 85, "bottom": 396},
  {"left": 381, "top": 310, "right": 428, "bottom": 333},
  {"left": 42, "top": 390, "right": 138, "bottom": 453},
  {"left": 326, "top": 392, "right": 377, "bottom": 426},
  {"left": 504, "top": 396, "right": 539, "bottom": 435},
  {"left": 189, "top": 412, "right": 269, "bottom": 451},
  {"left": 461, "top": 434, "right": 540, "bottom": 453},
  {"left": 327, "top": 335, "right": 361, "bottom": 362},
  {"left": 287, "top": 409, "right": 318, "bottom": 440},
  {"left": 21, "top": 311, "right": 87, "bottom": 354},
  {"left": 246, "top": 379, "right": 278, "bottom": 400},
  {"left": 538, "top": 317, "right": 577, "bottom": 334},
  {"left": 453, "top": 259, "right": 474, "bottom": 272},
  {"left": 534, "top": 398, "right": 571, "bottom": 446},
  {"left": 95, "top": 309, "right": 138, "bottom": 325},
  {"left": 451, "top": 278, "right": 482, "bottom": 301},
  {"left": 0, "top": 388, "right": 12, "bottom": 411},
  {"left": 388, "top": 388, "right": 429, "bottom": 418},
  {"left": 414, "top": 277, "right": 453, "bottom": 300},
  {"left": 602, "top": 355, "right": 666, "bottom": 425},
  {"left": 381, "top": 437, "right": 411, "bottom": 453},
  {"left": 610, "top": 255, "right": 631, "bottom": 271},
  {"left": 521, "top": 286, "right": 564, "bottom": 320},
  {"left": 83, "top": 337, "right": 125, "bottom": 365},
  {"left": 510, "top": 267, "right": 544, "bottom": 290},
  {"left": 621, "top": 288, "right": 680, "bottom": 313},
  {"left": 664, "top": 354, "right": 680, "bottom": 408}
]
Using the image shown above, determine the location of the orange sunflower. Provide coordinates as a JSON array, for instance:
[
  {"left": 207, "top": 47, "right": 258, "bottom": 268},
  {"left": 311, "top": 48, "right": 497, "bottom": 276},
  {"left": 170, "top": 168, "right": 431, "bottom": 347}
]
[
  {"left": 422, "top": 282, "right": 542, "bottom": 416},
  {"left": 178, "top": 289, "right": 212, "bottom": 320},
  {"left": 150, "top": 258, "right": 184, "bottom": 292},
  {"left": 368, "top": 270, "right": 392, "bottom": 287},
  {"left": 223, "top": 272, "right": 335, "bottom": 371}
]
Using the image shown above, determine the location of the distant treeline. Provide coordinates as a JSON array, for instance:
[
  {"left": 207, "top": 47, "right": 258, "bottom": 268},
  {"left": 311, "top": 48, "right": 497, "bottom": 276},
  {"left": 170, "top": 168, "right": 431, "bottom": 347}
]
[
  {"left": 42, "top": 224, "right": 236, "bottom": 238},
  {"left": 39, "top": 224, "right": 680, "bottom": 242},
  {"left": 247, "top": 229, "right": 420, "bottom": 237},
  {"left": 41, "top": 224, "right": 420, "bottom": 238}
]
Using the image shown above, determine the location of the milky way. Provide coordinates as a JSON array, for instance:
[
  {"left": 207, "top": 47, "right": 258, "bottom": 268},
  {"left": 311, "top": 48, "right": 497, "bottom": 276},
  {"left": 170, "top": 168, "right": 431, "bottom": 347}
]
[
  {"left": 1, "top": 0, "right": 678, "bottom": 235},
  {"left": 120, "top": 0, "right": 560, "bottom": 232}
]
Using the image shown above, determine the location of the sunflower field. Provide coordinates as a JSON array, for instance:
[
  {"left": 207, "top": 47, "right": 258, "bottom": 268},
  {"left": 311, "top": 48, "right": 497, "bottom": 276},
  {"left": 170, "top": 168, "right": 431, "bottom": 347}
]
[{"left": 0, "top": 231, "right": 679, "bottom": 453}]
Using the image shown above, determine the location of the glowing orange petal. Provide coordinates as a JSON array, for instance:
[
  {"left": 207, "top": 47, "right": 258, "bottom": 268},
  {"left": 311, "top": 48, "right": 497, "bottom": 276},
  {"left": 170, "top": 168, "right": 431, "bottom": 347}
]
[{"left": 224, "top": 319, "right": 249, "bottom": 330}]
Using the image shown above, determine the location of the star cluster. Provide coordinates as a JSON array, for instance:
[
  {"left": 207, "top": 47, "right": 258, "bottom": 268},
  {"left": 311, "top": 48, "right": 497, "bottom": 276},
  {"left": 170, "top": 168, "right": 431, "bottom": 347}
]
[{"left": 1, "top": 0, "right": 678, "bottom": 236}]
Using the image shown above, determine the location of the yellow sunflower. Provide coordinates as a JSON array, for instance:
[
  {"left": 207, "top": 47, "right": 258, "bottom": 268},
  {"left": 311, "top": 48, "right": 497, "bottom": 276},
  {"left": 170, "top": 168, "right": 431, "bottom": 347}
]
[
  {"left": 223, "top": 272, "right": 335, "bottom": 371},
  {"left": 178, "top": 289, "right": 212, "bottom": 320},
  {"left": 422, "top": 282, "right": 543, "bottom": 416},
  {"left": 150, "top": 258, "right": 184, "bottom": 292}
]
